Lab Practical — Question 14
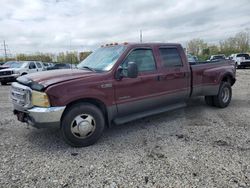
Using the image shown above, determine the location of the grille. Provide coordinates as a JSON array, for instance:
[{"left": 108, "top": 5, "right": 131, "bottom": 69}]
[
  {"left": 11, "top": 82, "right": 32, "bottom": 109},
  {"left": 0, "top": 71, "right": 13, "bottom": 76}
]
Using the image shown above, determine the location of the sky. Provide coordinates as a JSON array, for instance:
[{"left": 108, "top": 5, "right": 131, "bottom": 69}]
[{"left": 0, "top": 0, "right": 249, "bottom": 55}]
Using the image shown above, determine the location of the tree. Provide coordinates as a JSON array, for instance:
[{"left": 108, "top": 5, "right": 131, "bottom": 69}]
[
  {"left": 219, "top": 30, "right": 250, "bottom": 55},
  {"left": 57, "top": 51, "right": 79, "bottom": 64},
  {"left": 187, "top": 39, "right": 207, "bottom": 56},
  {"left": 79, "top": 51, "right": 92, "bottom": 61},
  {"left": 235, "top": 31, "right": 249, "bottom": 52},
  {"left": 16, "top": 53, "right": 53, "bottom": 62}
]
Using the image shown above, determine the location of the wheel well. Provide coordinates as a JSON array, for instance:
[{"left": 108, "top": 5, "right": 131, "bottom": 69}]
[
  {"left": 61, "top": 98, "right": 109, "bottom": 127},
  {"left": 222, "top": 74, "right": 235, "bottom": 86},
  {"left": 21, "top": 73, "right": 27, "bottom": 75}
]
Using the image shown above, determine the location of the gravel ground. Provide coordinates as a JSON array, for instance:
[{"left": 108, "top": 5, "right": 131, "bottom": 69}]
[{"left": 0, "top": 69, "right": 250, "bottom": 188}]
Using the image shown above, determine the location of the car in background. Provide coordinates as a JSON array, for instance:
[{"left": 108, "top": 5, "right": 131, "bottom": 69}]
[
  {"left": 42, "top": 62, "right": 54, "bottom": 70},
  {"left": 0, "top": 61, "right": 44, "bottom": 85},
  {"left": 187, "top": 54, "right": 198, "bottom": 65},
  {"left": 229, "top": 53, "right": 250, "bottom": 68},
  {"left": 47, "top": 63, "right": 74, "bottom": 70},
  {"left": 209, "top": 54, "right": 226, "bottom": 61}
]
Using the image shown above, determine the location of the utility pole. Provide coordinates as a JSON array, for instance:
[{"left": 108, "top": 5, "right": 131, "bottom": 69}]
[
  {"left": 140, "top": 30, "right": 143, "bottom": 43},
  {"left": 1, "top": 40, "right": 11, "bottom": 62},
  {"left": 3, "top": 40, "right": 7, "bottom": 61}
]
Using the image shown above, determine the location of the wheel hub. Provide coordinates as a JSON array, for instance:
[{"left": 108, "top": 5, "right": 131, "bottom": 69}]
[
  {"left": 78, "top": 121, "right": 93, "bottom": 135},
  {"left": 71, "top": 114, "right": 96, "bottom": 138},
  {"left": 222, "top": 87, "right": 230, "bottom": 103}
]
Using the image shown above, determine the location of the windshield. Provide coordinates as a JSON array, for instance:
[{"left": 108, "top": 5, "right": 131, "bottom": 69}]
[
  {"left": 8, "top": 62, "right": 27, "bottom": 68},
  {"left": 212, "top": 55, "right": 225, "bottom": 60},
  {"left": 77, "top": 45, "right": 127, "bottom": 71},
  {"left": 3, "top": 61, "right": 17, "bottom": 66}
]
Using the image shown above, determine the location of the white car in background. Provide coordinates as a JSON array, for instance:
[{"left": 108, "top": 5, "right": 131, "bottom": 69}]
[
  {"left": 0, "top": 61, "right": 44, "bottom": 85},
  {"left": 229, "top": 53, "right": 250, "bottom": 68}
]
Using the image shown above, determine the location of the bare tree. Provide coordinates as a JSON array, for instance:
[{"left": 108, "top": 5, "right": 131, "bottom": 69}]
[{"left": 187, "top": 39, "right": 207, "bottom": 56}]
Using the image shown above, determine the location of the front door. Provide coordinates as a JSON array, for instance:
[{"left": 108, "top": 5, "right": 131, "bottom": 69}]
[
  {"left": 28, "top": 62, "right": 38, "bottom": 73},
  {"left": 114, "top": 48, "right": 162, "bottom": 117}
]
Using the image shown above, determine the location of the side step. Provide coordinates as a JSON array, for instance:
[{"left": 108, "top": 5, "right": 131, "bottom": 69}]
[{"left": 113, "top": 102, "right": 186, "bottom": 125}]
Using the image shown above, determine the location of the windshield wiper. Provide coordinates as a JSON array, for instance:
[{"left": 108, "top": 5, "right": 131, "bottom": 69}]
[{"left": 81, "top": 66, "right": 96, "bottom": 72}]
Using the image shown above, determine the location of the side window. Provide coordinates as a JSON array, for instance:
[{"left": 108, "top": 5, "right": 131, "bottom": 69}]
[
  {"left": 159, "top": 48, "right": 183, "bottom": 68},
  {"left": 36, "top": 62, "right": 42, "bottom": 68},
  {"left": 122, "top": 49, "right": 156, "bottom": 75},
  {"left": 29, "top": 62, "right": 36, "bottom": 69}
]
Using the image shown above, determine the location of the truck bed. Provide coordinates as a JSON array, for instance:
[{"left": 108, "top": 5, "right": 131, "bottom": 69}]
[{"left": 190, "top": 59, "right": 235, "bottom": 97}]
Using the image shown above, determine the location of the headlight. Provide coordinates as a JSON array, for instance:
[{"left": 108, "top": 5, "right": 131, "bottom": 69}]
[
  {"left": 13, "top": 70, "right": 21, "bottom": 75},
  {"left": 32, "top": 91, "right": 50, "bottom": 107}
]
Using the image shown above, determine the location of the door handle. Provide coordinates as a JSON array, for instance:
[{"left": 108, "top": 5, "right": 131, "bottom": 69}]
[{"left": 156, "top": 75, "right": 165, "bottom": 81}]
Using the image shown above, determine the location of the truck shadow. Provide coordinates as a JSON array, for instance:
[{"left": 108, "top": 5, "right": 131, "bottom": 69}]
[{"left": 25, "top": 96, "right": 241, "bottom": 151}]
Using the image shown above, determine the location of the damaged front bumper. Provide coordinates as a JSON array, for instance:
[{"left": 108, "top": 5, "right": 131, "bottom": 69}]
[{"left": 14, "top": 106, "right": 66, "bottom": 129}]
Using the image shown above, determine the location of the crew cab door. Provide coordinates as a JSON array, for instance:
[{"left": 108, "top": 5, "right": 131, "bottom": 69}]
[
  {"left": 156, "top": 46, "right": 190, "bottom": 103},
  {"left": 114, "top": 48, "right": 162, "bottom": 116}
]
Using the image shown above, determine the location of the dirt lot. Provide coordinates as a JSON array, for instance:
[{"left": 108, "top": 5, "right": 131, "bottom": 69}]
[{"left": 0, "top": 70, "right": 250, "bottom": 188}]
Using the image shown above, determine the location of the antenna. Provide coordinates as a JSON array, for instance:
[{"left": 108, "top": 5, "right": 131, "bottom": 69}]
[{"left": 140, "top": 30, "right": 143, "bottom": 43}]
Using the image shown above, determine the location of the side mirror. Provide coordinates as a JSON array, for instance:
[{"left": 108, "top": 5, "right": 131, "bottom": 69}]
[
  {"left": 115, "top": 66, "right": 123, "bottom": 80},
  {"left": 127, "top": 62, "right": 138, "bottom": 78},
  {"left": 115, "top": 62, "right": 138, "bottom": 81}
]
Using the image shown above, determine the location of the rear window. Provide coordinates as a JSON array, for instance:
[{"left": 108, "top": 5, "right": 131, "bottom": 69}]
[
  {"left": 159, "top": 48, "right": 183, "bottom": 67},
  {"left": 236, "top": 54, "right": 250, "bottom": 59},
  {"left": 36, "top": 62, "right": 42, "bottom": 68}
]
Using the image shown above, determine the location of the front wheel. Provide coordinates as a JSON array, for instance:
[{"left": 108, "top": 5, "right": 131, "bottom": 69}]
[
  {"left": 61, "top": 103, "right": 105, "bottom": 147},
  {"left": 213, "top": 82, "right": 232, "bottom": 108},
  {"left": 1, "top": 81, "right": 7, "bottom": 85}
]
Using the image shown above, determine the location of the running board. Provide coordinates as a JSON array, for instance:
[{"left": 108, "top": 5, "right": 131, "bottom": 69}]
[{"left": 113, "top": 102, "right": 186, "bottom": 125}]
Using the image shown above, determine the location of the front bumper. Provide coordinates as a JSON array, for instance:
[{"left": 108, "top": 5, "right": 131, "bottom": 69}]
[
  {"left": 14, "top": 106, "right": 66, "bottom": 129},
  {"left": 0, "top": 74, "right": 19, "bottom": 82},
  {"left": 240, "top": 61, "right": 250, "bottom": 67}
]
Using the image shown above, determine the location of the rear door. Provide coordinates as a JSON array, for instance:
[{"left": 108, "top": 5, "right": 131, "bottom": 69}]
[
  {"left": 114, "top": 47, "right": 162, "bottom": 116},
  {"left": 156, "top": 46, "right": 190, "bottom": 104},
  {"left": 35, "top": 62, "right": 44, "bottom": 72}
]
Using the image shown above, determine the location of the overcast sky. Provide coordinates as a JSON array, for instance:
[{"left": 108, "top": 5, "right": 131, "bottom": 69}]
[{"left": 0, "top": 0, "right": 249, "bottom": 54}]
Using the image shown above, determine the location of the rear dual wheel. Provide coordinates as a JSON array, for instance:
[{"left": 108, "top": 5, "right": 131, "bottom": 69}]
[{"left": 205, "top": 82, "right": 232, "bottom": 108}]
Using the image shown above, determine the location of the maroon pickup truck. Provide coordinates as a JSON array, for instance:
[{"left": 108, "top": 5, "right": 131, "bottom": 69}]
[{"left": 11, "top": 43, "right": 236, "bottom": 147}]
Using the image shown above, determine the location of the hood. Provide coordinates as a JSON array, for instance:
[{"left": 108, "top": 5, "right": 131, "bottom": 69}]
[
  {"left": 18, "top": 69, "right": 96, "bottom": 89},
  {"left": 0, "top": 65, "right": 10, "bottom": 70},
  {"left": 0, "top": 68, "right": 15, "bottom": 72}
]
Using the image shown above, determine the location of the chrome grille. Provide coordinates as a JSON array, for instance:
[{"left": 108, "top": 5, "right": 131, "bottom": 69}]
[
  {"left": 0, "top": 71, "right": 13, "bottom": 76},
  {"left": 11, "top": 82, "right": 32, "bottom": 109}
]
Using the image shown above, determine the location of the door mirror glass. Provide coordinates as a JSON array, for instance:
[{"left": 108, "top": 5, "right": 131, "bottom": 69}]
[{"left": 127, "top": 62, "right": 138, "bottom": 78}]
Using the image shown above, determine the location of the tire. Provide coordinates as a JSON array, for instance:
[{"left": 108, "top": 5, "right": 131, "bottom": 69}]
[
  {"left": 205, "top": 96, "right": 215, "bottom": 106},
  {"left": 1, "top": 81, "right": 7, "bottom": 85},
  {"left": 61, "top": 103, "right": 105, "bottom": 147},
  {"left": 213, "top": 82, "right": 232, "bottom": 108}
]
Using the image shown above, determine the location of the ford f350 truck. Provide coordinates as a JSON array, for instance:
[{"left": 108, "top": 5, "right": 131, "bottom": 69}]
[{"left": 11, "top": 43, "right": 236, "bottom": 147}]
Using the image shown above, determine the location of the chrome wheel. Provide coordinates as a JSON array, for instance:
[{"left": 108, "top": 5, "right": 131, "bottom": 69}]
[
  {"left": 71, "top": 114, "right": 96, "bottom": 138},
  {"left": 221, "top": 87, "right": 230, "bottom": 103}
]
